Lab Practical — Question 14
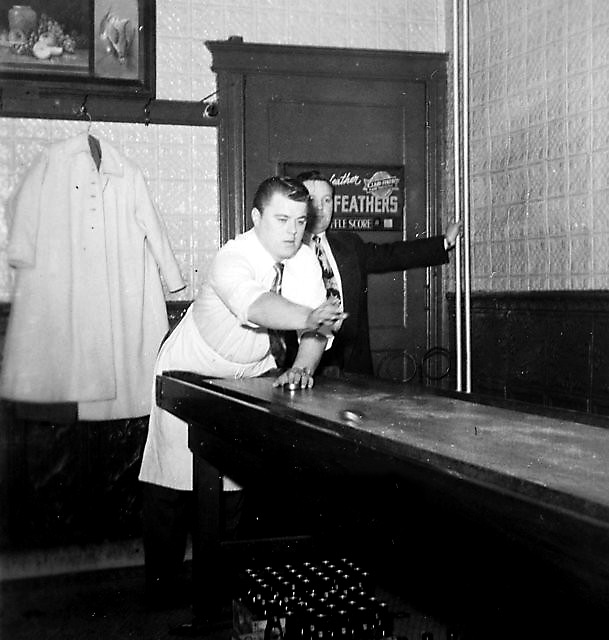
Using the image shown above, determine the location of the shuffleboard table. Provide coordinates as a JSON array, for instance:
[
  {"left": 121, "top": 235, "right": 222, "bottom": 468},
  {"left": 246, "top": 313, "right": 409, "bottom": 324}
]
[{"left": 156, "top": 370, "right": 609, "bottom": 635}]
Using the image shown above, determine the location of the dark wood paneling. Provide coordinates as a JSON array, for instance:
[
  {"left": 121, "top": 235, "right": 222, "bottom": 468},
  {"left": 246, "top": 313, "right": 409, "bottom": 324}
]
[
  {"left": 0, "top": 300, "right": 191, "bottom": 549},
  {"left": 448, "top": 291, "right": 609, "bottom": 414},
  {"left": 0, "top": 90, "right": 217, "bottom": 127},
  {"left": 2, "top": 410, "right": 148, "bottom": 548},
  {"left": 206, "top": 39, "right": 447, "bottom": 243}
]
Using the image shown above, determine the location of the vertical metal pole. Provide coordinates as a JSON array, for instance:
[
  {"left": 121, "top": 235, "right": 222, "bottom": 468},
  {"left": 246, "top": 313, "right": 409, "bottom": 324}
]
[
  {"left": 462, "top": 0, "right": 472, "bottom": 393},
  {"left": 452, "top": 0, "right": 463, "bottom": 392}
]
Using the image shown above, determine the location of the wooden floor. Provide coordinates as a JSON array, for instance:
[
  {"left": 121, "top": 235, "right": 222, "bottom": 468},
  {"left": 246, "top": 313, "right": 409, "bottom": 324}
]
[
  {"left": 4, "top": 552, "right": 605, "bottom": 640},
  {"left": 0, "top": 564, "right": 230, "bottom": 640},
  {"left": 0, "top": 560, "right": 451, "bottom": 640}
]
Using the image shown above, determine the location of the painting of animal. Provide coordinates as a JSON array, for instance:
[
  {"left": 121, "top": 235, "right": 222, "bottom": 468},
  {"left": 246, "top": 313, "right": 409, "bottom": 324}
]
[{"left": 95, "top": 0, "right": 139, "bottom": 79}]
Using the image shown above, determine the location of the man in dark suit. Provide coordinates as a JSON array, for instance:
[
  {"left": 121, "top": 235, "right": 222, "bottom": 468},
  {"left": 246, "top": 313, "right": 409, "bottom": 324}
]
[{"left": 297, "top": 170, "right": 461, "bottom": 376}]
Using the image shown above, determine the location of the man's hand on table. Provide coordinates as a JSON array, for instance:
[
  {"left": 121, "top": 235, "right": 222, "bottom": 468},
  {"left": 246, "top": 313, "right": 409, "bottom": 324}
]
[{"left": 273, "top": 366, "right": 314, "bottom": 390}]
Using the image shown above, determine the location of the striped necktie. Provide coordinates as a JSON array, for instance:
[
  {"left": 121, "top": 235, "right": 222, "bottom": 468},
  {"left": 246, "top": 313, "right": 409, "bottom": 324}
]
[
  {"left": 313, "top": 235, "right": 341, "bottom": 303},
  {"left": 268, "top": 262, "right": 287, "bottom": 368}
]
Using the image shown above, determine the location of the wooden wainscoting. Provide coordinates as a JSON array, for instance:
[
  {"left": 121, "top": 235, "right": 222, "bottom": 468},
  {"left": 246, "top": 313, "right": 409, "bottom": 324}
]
[
  {"left": 448, "top": 291, "right": 609, "bottom": 415},
  {"left": 0, "top": 301, "right": 190, "bottom": 550}
]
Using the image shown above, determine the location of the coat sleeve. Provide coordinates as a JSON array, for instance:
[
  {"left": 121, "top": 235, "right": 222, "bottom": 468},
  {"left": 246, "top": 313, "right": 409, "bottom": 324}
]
[
  {"left": 133, "top": 168, "right": 186, "bottom": 293},
  {"left": 6, "top": 153, "right": 49, "bottom": 269},
  {"left": 360, "top": 234, "right": 450, "bottom": 274}
]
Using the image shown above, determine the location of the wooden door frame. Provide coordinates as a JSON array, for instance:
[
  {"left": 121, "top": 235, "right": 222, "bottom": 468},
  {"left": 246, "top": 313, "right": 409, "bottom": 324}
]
[
  {"left": 206, "top": 39, "right": 449, "bottom": 370},
  {"left": 207, "top": 40, "right": 448, "bottom": 241}
]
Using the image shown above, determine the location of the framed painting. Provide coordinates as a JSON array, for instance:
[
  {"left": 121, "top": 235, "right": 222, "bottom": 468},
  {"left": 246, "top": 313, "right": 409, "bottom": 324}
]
[{"left": 0, "top": 0, "right": 155, "bottom": 97}]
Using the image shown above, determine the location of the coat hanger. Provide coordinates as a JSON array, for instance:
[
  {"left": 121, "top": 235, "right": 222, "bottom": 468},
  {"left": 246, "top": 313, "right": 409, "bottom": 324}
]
[
  {"left": 144, "top": 98, "right": 152, "bottom": 126},
  {"left": 79, "top": 95, "right": 92, "bottom": 133},
  {"left": 200, "top": 90, "right": 219, "bottom": 119}
]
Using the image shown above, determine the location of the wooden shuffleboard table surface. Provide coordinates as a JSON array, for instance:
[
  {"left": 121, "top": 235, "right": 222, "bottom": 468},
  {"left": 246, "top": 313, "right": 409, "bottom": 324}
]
[
  {"left": 159, "top": 369, "right": 609, "bottom": 519},
  {"left": 156, "top": 369, "right": 609, "bottom": 630}
]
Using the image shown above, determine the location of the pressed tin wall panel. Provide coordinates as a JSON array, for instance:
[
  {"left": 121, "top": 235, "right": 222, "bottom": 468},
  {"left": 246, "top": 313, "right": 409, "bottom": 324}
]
[
  {"left": 0, "top": 119, "right": 218, "bottom": 303},
  {"left": 0, "top": 0, "right": 445, "bottom": 304},
  {"left": 461, "top": 0, "right": 609, "bottom": 292},
  {"left": 0, "top": 1, "right": 446, "bottom": 551}
]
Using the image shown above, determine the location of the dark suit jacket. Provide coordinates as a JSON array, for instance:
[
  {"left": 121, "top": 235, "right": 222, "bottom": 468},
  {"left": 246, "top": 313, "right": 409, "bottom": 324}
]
[{"left": 318, "top": 231, "right": 450, "bottom": 376}]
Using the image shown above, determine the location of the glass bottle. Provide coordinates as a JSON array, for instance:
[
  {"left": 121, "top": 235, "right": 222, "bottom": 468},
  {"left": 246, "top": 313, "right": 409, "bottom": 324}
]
[
  {"left": 264, "top": 602, "right": 285, "bottom": 640},
  {"left": 303, "top": 606, "right": 318, "bottom": 640},
  {"left": 282, "top": 596, "right": 304, "bottom": 640},
  {"left": 334, "top": 608, "right": 353, "bottom": 640},
  {"left": 354, "top": 605, "right": 374, "bottom": 640},
  {"left": 313, "top": 612, "right": 329, "bottom": 640},
  {"left": 372, "top": 602, "right": 392, "bottom": 640}
]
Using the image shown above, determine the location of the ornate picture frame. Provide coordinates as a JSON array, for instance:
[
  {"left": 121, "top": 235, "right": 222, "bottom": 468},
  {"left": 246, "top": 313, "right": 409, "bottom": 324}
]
[{"left": 0, "top": 0, "right": 155, "bottom": 97}]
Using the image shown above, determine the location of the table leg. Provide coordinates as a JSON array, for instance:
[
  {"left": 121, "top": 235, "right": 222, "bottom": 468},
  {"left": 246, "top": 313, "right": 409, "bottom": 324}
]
[{"left": 191, "top": 451, "right": 223, "bottom": 622}]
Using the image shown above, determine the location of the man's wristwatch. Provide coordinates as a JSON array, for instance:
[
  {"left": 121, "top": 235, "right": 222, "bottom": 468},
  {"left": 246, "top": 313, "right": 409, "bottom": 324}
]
[{"left": 303, "top": 329, "right": 329, "bottom": 341}]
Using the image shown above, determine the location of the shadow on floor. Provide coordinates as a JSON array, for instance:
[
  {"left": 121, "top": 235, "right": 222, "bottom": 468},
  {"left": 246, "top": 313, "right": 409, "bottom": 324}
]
[{"left": 1, "top": 564, "right": 230, "bottom": 640}]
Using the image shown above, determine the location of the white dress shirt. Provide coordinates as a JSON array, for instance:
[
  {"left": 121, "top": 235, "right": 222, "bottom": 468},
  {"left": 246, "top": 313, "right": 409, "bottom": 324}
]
[{"left": 139, "top": 229, "right": 327, "bottom": 491}]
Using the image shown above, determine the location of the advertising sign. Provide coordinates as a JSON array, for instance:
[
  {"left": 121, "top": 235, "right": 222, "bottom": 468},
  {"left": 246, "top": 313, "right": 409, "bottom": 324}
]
[{"left": 284, "top": 164, "right": 405, "bottom": 232}]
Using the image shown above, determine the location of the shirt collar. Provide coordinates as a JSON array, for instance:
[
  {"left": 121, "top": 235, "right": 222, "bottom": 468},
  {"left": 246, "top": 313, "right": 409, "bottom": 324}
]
[
  {"left": 64, "top": 133, "right": 124, "bottom": 177},
  {"left": 247, "top": 228, "right": 283, "bottom": 270},
  {"left": 306, "top": 230, "right": 327, "bottom": 245}
]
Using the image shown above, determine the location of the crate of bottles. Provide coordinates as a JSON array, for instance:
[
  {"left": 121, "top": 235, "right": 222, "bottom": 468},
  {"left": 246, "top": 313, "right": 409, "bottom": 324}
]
[{"left": 232, "top": 557, "right": 394, "bottom": 640}]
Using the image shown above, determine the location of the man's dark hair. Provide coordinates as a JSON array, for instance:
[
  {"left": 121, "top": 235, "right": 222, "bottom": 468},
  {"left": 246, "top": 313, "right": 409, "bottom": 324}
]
[
  {"left": 296, "top": 170, "right": 335, "bottom": 195},
  {"left": 252, "top": 176, "right": 309, "bottom": 213}
]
